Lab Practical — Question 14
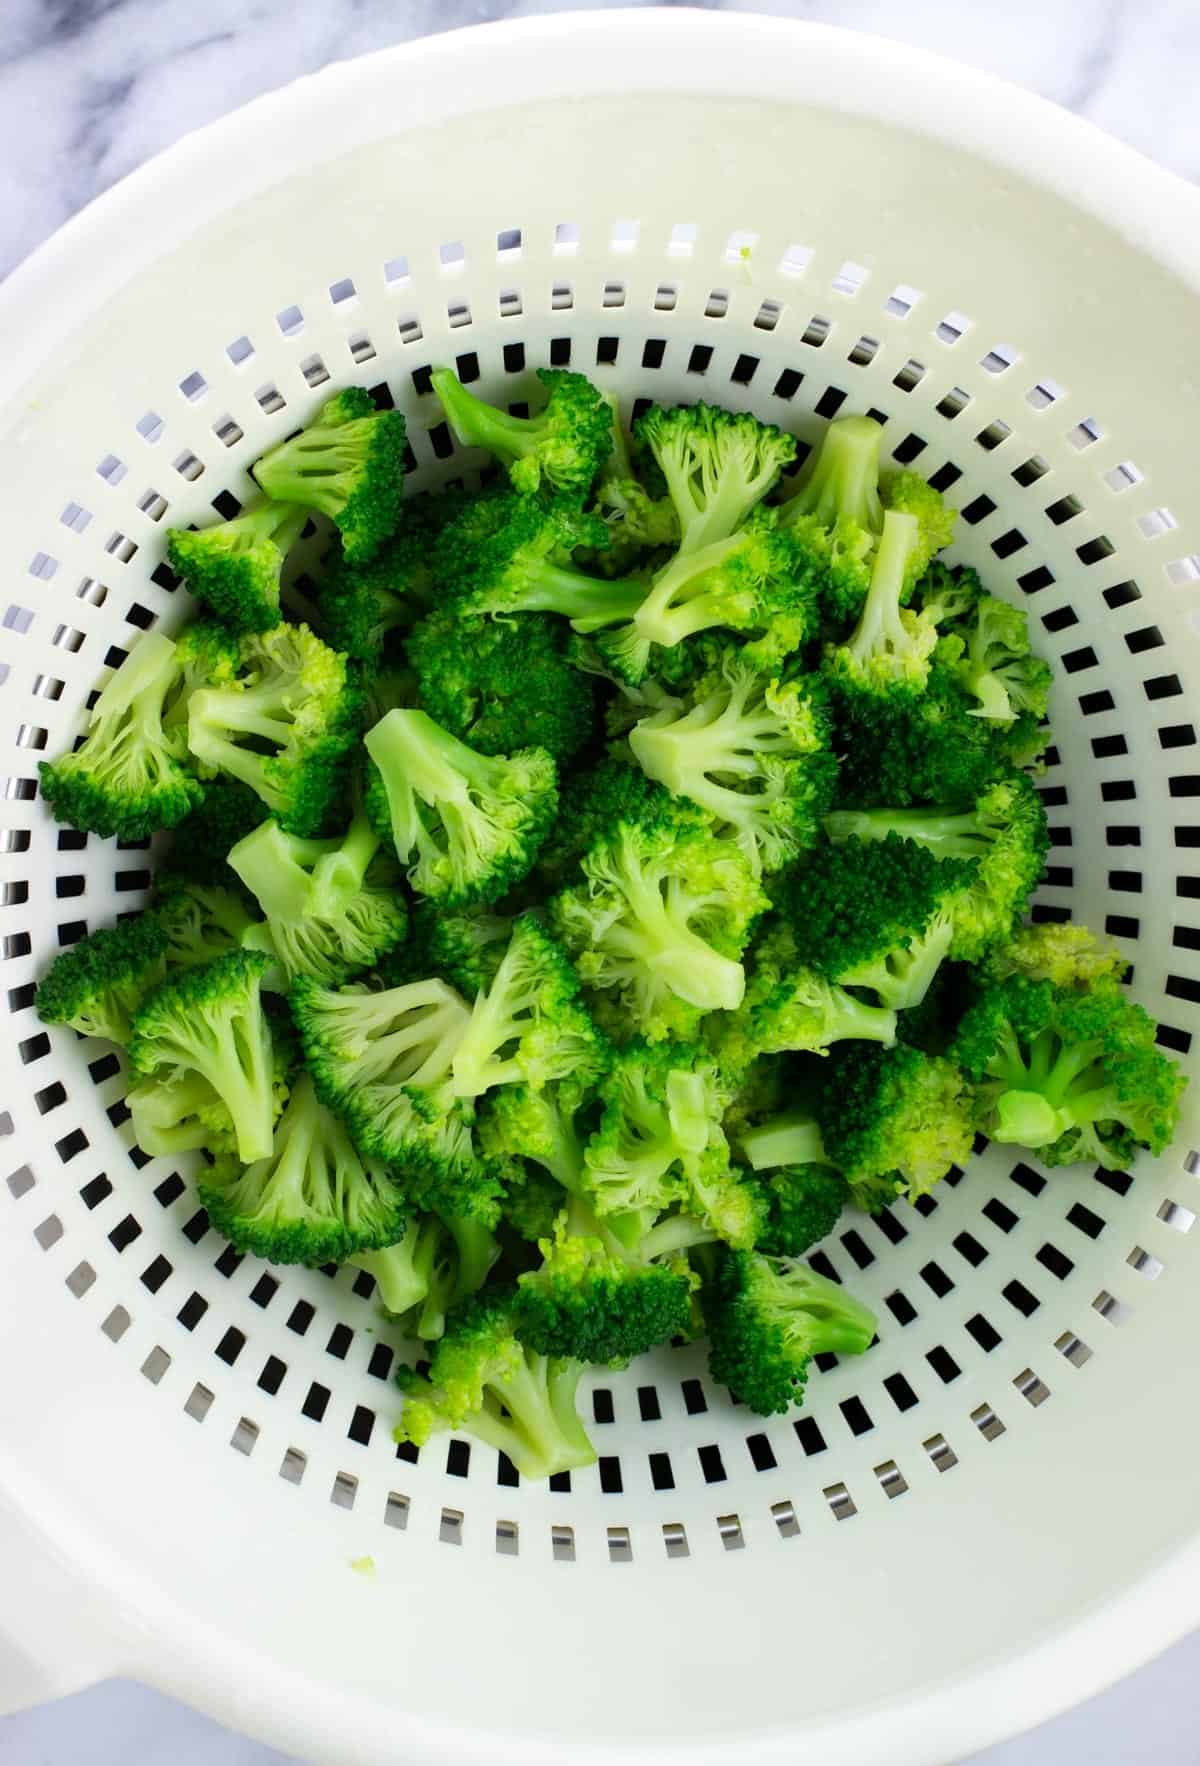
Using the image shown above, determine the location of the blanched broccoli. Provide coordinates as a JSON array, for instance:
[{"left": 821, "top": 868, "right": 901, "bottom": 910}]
[
  {"left": 636, "top": 401, "right": 797, "bottom": 556},
  {"left": 728, "top": 1083, "right": 849, "bottom": 1255},
  {"left": 777, "top": 414, "right": 884, "bottom": 623},
  {"left": 364, "top": 707, "right": 557, "bottom": 907},
  {"left": 816, "top": 1042, "right": 975, "bottom": 1207},
  {"left": 407, "top": 606, "right": 594, "bottom": 760},
  {"left": 824, "top": 510, "right": 937, "bottom": 701},
  {"left": 589, "top": 396, "right": 680, "bottom": 572},
  {"left": 186, "top": 623, "right": 360, "bottom": 836},
  {"left": 938, "top": 593, "right": 1053, "bottom": 724},
  {"left": 154, "top": 879, "right": 258, "bottom": 972},
  {"left": 550, "top": 798, "right": 768, "bottom": 1042},
  {"left": 394, "top": 1290, "right": 597, "bottom": 1481},
  {"left": 200, "top": 1071, "right": 407, "bottom": 1264},
  {"left": 432, "top": 367, "right": 612, "bottom": 496},
  {"left": 159, "top": 776, "right": 264, "bottom": 890},
  {"left": 127, "top": 1068, "right": 238, "bottom": 1160},
  {"left": 410, "top": 901, "right": 513, "bottom": 997},
  {"left": 253, "top": 387, "right": 406, "bottom": 565},
  {"left": 167, "top": 500, "right": 308, "bottom": 632},
  {"left": 350, "top": 1211, "right": 499, "bottom": 1337},
  {"left": 314, "top": 488, "right": 468, "bottom": 665},
  {"left": 40, "top": 631, "right": 205, "bottom": 840},
  {"left": 630, "top": 647, "right": 836, "bottom": 873},
  {"left": 706, "top": 1249, "right": 877, "bottom": 1415},
  {"left": 229, "top": 806, "right": 407, "bottom": 985},
  {"left": 982, "top": 922, "right": 1127, "bottom": 988},
  {"left": 37, "top": 914, "right": 167, "bottom": 1044},
  {"left": 128, "top": 950, "right": 278, "bottom": 1162},
  {"left": 533, "top": 753, "right": 660, "bottom": 889},
  {"left": 880, "top": 469, "right": 957, "bottom": 587},
  {"left": 952, "top": 972, "right": 1185, "bottom": 1168}
]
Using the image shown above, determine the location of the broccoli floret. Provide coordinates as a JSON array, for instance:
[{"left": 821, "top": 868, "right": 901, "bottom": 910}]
[
  {"left": 200, "top": 1072, "right": 407, "bottom": 1263},
  {"left": 706, "top": 1249, "right": 877, "bottom": 1415},
  {"left": 407, "top": 606, "right": 594, "bottom": 761},
  {"left": 502, "top": 1163, "right": 570, "bottom": 1243},
  {"left": 480, "top": 1078, "right": 592, "bottom": 1191},
  {"left": 394, "top": 1290, "right": 597, "bottom": 1481},
  {"left": 758, "top": 1162, "right": 849, "bottom": 1257},
  {"left": 952, "top": 972, "right": 1186, "bottom": 1168},
  {"left": 938, "top": 593, "right": 1054, "bottom": 724},
  {"left": 983, "top": 922, "right": 1128, "bottom": 988},
  {"left": 36, "top": 913, "right": 167, "bottom": 1044},
  {"left": 432, "top": 367, "right": 612, "bottom": 496},
  {"left": 880, "top": 469, "right": 958, "bottom": 588},
  {"left": 289, "top": 972, "right": 508, "bottom": 1224},
  {"left": 127, "top": 1068, "right": 238, "bottom": 1160},
  {"left": 39, "top": 631, "right": 204, "bottom": 840},
  {"left": 533, "top": 753, "right": 661, "bottom": 889},
  {"left": 824, "top": 772, "right": 1048, "bottom": 961},
  {"left": 253, "top": 387, "right": 407, "bottom": 565},
  {"left": 410, "top": 901, "right": 513, "bottom": 997},
  {"left": 229, "top": 806, "right": 407, "bottom": 986},
  {"left": 350, "top": 1212, "right": 499, "bottom": 1337},
  {"left": 167, "top": 500, "right": 308, "bottom": 632},
  {"left": 451, "top": 914, "right": 608, "bottom": 1099},
  {"left": 186, "top": 623, "right": 360, "bottom": 836},
  {"left": 160, "top": 777, "right": 264, "bottom": 890},
  {"left": 314, "top": 489, "right": 468, "bottom": 665},
  {"left": 584, "top": 391, "right": 681, "bottom": 575},
  {"left": 549, "top": 798, "right": 768, "bottom": 1042},
  {"left": 635, "top": 401, "right": 797, "bottom": 555},
  {"left": 433, "top": 489, "right": 647, "bottom": 630},
  {"left": 916, "top": 560, "right": 985, "bottom": 627},
  {"left": 514, "top": 1196, "right": 694, "bottom": 1365},
  {"left": 154, "top": 879, "right": 258, "bottom": 972},
  {"left": 630, "top": 648, "right": 836, "bottom": 874},
  {"left": 824, "top": 510, "right": 937, "bottom": 700},
  {"left": 128, "top": 950, "right": 278, "bottom": 1162},
  {"left": 777, "top": 414, "right": 884, "bottom": 623},
  {"left": 725, "top": 1073, "right": 849, "bottom": 1255},
  {"left": 816, "top": 1042, "right": 975, "bottom": 1206},
  {"left": 364, "top": 707, "right": 557, "bottom": 907}
]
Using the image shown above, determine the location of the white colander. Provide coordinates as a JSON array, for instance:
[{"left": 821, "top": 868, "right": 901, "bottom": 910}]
[{"left": 3, "top": 12, "right": 1200, "bottom": 1764}]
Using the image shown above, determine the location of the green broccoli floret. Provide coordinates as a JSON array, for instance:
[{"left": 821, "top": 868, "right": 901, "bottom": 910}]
[
  {"left": 982, "top": 922, "right": 1128, "bottom": 988},
  {"left": 502, "top": 1163, "right": 570, "bottom": 1243},
  {"left": 549, "top": 797, "right": 768, "bottom": 1042},
  {"left": 451, "top": 914, "right": 608, "bottom": 1099},
  {"left": 394, "top": 1290, "right": 597, "bottom": 1481},
  {"left": 816, "top": 1042, "right": 975, "bottom": 1206},
  {"left": 229, "top": 806, "right": 407, "bottom": 986},
  {"left": 432, "top": 367, "right": 612, "bottom": 496},
  {"left": 159, "top": 777, "right": 264, "bottom": 890},
  {"left": 359, "top": 663, "right": 419, "bottom": 729},
  {"left": 629, "top": 647, "right": 836, "bottom": 873},
  {"left": 407, "top": 606, "right": 594, "bottom": 761},
  {"left": 726, "top": 1073, "right": 849, "bottom": 1255},
  {"left": 410, "top": 901, "right": 513, "bottom": 998},
  {"left": 880, "top": 469, "right": 958, "bottom": 588},
  {"left": 154, "top": 879, "right": 258, "bottom": 972},
  {"left": 314, "top": 489, "right": 469, "bottom": 665},
  {"left": 199, "top": 1071, "right": 407, "bottom": 1264},
  {"left": 514, "top": 1195, "right": 694, "bottom": 1365},
  {"left": 128, "top": 950, "right": 278, "bottom": 1162},
  {"left": 824, "top": 772, "right": 1048, "bottom": 961},
  {"left": 705, "top": 1248, "right": 877, "bottom": 1415},
  {"left": 364, "top": 707, "right": 557, "bottom": 907},
  {"left": 635, "top": 401, "right": 797, "bottom": 556},
  {"left": 39, "top": 631, "right": 205, "bottom": 839},
  {"left": 824, "top": 510, "right": 937, "bottom": 700},
  {"left": 167, "top": 500, "right": 308, "bottom": 632},
  {"left": 252, "top": 387, "right": 406, "bottom": 565},
  {"left": 533, "top": 754, "right": 661, "bottom": 889},
  {"left": 433, "top": 489, "right": 647, "bottom": 630},
  {"left": 916, "top": 560, "right": 985, "bottom": 627},
  {"left": 777, "top": 414, "right": 884, "bottom": 623},
  {"left": 127, "top": 1068, "right": 238, "bottom": 1160},
  {"left": 584, "top": 391, "right": 681, "bottom": 574},
  {"left": 951, "top": 972, "right": 1186, "bottom": 1168},
  {"left": 350, "top": 1212, "right": 499, "bottom": 1337},
  {"left": 937, "top": 593, "right": 1054, "bottom": 724},
  {"left": 36, "top": 913, "right": 167, "bottom": 1044},
  {"left": 186, "top": 623, "right": 361, "bottom": 836},
  {"left": 289, "top": 972, "right": 508, "bottom": 1224}
]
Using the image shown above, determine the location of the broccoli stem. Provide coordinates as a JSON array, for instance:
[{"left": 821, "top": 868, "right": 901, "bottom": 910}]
[
  {"left": 230, "top": 820, "right": 341, "bottom": 921},
  {"left": 990, "top": 1030, "right": 1109, "bottom": 1147},
  {"left": 631, "top": 536, "right": 744, "bottom": 647},
  {"left": 781, "top": 415, "right": 884, "bottom": 531},
  {"left": 844, "top": 510, "right": 920, "bottom": 667},
  {"left": 351, "top": 1224, "right": 437, "bottom": 1315},
  {"left": 825, "top": 988, "right": 899, "bottom": 1046},
  {"left": 824, "top": 805, "right": 993, "bottom": 859},
  {"left": 432, "top": 371, "right": 546, "bottom": 468},
  {"left": 603, "top": 857, "right": 746, "bottom": 1012},
  {"left": 992, "top": 1089, "right": 1069, "bottom": 1146},
  {"left": 739, "top": 1112, "right": 826, "bottom": 1171},
  {"left": 470, "top": 1355, "right": 595, "bottom": 1480},
  {"left": 513, "top": 562, "right": 647, "bottom": 630},
  {"left": 255, "top": 434, "right": 368, "bottom": 521},
  {"left": 639, "top": 1213, "right": 718, "bottom": 1259}
]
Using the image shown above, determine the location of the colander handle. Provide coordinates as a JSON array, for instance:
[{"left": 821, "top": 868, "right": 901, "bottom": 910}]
[{"left": 0, "top": 1491, "right": 119, "bottom": 1715}]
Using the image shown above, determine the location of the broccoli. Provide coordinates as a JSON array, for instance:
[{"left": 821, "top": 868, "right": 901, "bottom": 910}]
[
  {"left": 252, "top": 387, "right": 407, "bottom": 565},
  {"left": 159, "top": 776, "right": 264, "bottom": 890},
  {"left": 725, "top": 1072, "right": 849, "bottom": 1255},
  {"left": 127, "top": 1068, "right": 238, "bottom": 1160},
  {"left": 880, "top": 469, "right": 958, "bottom": 588},
  {"left": 432, "top": 366, "right": 612, "bottom": 496},
  {"left": 824, "top": 510, "right": 938, "bottom": 700},
  {"left": 451, "top": 914, "right": 608, "bottom": 1099},
  {"left": 289, "top": 972, "right": 508, "bottom": 1224},
  {"left": 314, "top": 489, "right": 469, "bottom": 665},
  {"left": 229, "top": 806, "right": 407, "bottom": 986},
  {"left": 514, "top": 1195, "right": 694, "bottom": 1365},
  {"left": 128, "top": 950, "right": 278, "bottom": 1162},
  {"left": 36, "top": 913, "right": 167, "bottom": 1044},
  {"left": 407, "top": 606, "right": 594, "bottom": 761},
  {"left": 364, "top": 707, "right": 557, "bottom": 907},
  {"left": 433, "top": 489, "right": 647, "bottom": 631},
  {"left": 824, "top": 772, "right": 1048, "bottom": 961},
  {"left": 39, "top": 631, "right": 205, "bottom": 840},
  {"left": 360, "top": 663, "right": 419, "bottom": 729},
  {"left": 635, "top": 401, "right": 797, "bottom": 555},
  {"left": 167, "top": 500, "right": 308, "bottom": 632},
  {"left": 409, "top": 901, "right": 513, "bottom": 997},
  {"left": 629, "top": 647, "right": 836, "bottom": 873},
  {"left": 549, "top": 798, "right": 768, "bottom": 1042},
  {"left": 533, "top": 753, "right": 661, "bottom": 889},
  {"left": 480, "top": 1079, "right": 592, "bottom": 1191},
  {"left": 815, "top": 1042, "right": 976, "bottom": 1206},
  {"left": 705, "top": 1248, "right": 877, "bottom": 1415},
  {"left": 501, "top": 1163, "right": 570, "bottom": 1243},
  {"left": 154, "top": 879, "right": 258, "bottom": 972},
  {"left": 952, "top": 972, "right": 1186, "bottom": 1168},
  {"left": 937, "top": 593, "right": 1054, "bottom": 725},
  {"left": 777, "top": 414, "right": 884, "bottom": 622},
  {"left": 350, "top": 1212, "right": 499, "bottom": 1337},
  {"left": 983, "top": 922, "right": 1127, "bottom": 988},
  {"left": 737, "top": 1108, "right": 827, "bottom": 1172},
  {"left": 917, "top": 560, "right": 985, "bottom": 627},
  {"left": 186, "top": 623, "right": 361, "bottom": 836},
  {"left": 589, "top": 401, "right": 680, "bottom": 574},
  {"left": 394, "top": 1290, "right": 597, "bottom": 1481},
  {"left": 200, "top": 1072, "right": 407, "bottom": 1264}
]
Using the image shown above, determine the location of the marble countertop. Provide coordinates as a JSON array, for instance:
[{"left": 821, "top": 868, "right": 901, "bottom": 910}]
[{"left": 3, "top": 2, "right": 1200, "bottom": 1762}]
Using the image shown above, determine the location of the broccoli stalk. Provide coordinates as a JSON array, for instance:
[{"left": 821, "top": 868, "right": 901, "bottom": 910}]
[
  {"left": 394, "top": 1293, "right": 597, "bottom": 1481},
  {"left": 167, "top": 500, "right": 308, "bottom": 632},
  {"left": 782, "top": 414, "right": 884, "bottom": 532},
  {"left": 37, "top": 914, "right": 168, "bottom": 1044},
  {"left": 825, "top": 510, "right": 936, "bottom": 698},
  {"left": 39, "top": 631, "right": 204, "bottom": 840},
  {"left": 365, "top": 708, "right": 557, "bottom": 907},
  {"left": 126, "top": 1068, "right": 237, "bottom": 1159},
  {"left": 431, "top": 367, "right": 613, "bottom": 496},
  {"left": 350, "top": 1212, "right": 499, "bottom": 1336},
  {"left": 253, "top": 387, "right": 406, "bottom": 565},
  {"left": 706, "top": 1249, "right": 877, "bottom": 1415},
  {"left": 738, "top": 1110, "right": 827, "bottom": 1171},
  {"left": 128, "top": 950, "right": 278, "bottom": 1162}
]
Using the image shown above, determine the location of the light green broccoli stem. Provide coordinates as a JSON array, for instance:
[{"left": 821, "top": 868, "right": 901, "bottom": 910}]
[
  {"left": 843, "top": 510, "right": 922, "bottom": 669},
  {"left": 631, "top": 535, "right": 745, "bottom": 648},
  {"left": 512, "top": 564, "right": 647, "bottom": 630},
  {"left": 432, "top": 370, "right": 546, "bottom": 470},
  {"left": 782, "top": 415, "right": 883, "bottom": 531},
  {"left": 739, "top": 1111, "right": 826, "bottom": 1171},
  {"left": 349, "top": 1224, "right": 436, "bottom": 1316},
  {"left": 466, "top": 1355, "right": 596, "bottom": 1478},
  {"left": 230, "top": 810, "right": 379, "bottom": 922},
  {"left": 638, "top": 1213, "right": 719, "bottom": 1259},
  {"left": 255, "top": 422, "right": 371, "bottom": 521},
  {"left": 824, "top": 805, "right": 994, "bottom": 860},
  {"left": 757, "top": 1258, "right": 878, "bottom": 1357},
  {"left": 838, "top": 913, "right": 955, "bottom": 1011}
]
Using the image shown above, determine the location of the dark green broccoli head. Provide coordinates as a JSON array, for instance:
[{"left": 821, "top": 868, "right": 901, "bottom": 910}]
[
  {"left": 159, "top": 776, "right": 264, "bottom": 890},
  {"left": 407, "top": 900, "right": 513, "bottom": 997},
  {"left": 816, "top": 1042, "right": 976, "bottom": 1206},
  {"left": 167, "top": 499, "right": 308, "bottom": 633},
  {"left": 758, "top": 1165, "right": 849, "bottom": 1257},
  {"left": 534, "top": 753, "right": 663, "bottom": 889},
  {"left": 514, "top": 1209, "right": 693, "bottom": 1365},
  {"left": 37, "top": 913, "right": 168, "bottom": 1044},
  {"left": 253, "top": 387, "right": 407, "bottom": 565},
  {"left": 433, "top": 366, "right": 613, "bottom": 496},
  {"left": 705, "top": 1248, "right": 877, "bottom": 1415},
  {"left": 408, "top": 606, "right": 594, "bottom": 760}
]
